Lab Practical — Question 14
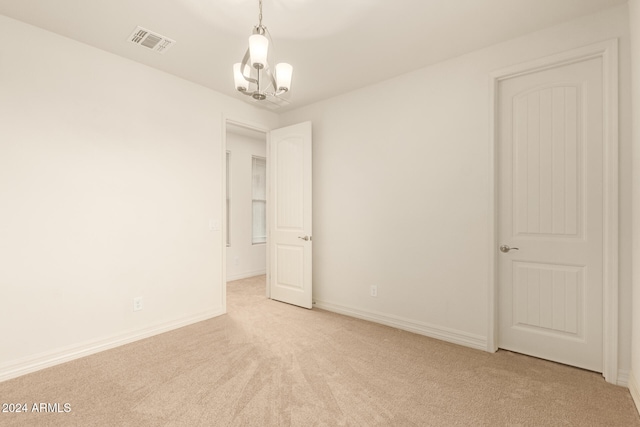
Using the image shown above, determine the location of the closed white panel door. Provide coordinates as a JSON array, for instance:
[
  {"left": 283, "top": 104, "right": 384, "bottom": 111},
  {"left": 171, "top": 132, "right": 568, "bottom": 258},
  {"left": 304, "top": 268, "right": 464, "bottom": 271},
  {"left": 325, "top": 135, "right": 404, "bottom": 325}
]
[
  {"left": 498, "top": 57, "right": 603, "bottom": 371},
  {"left": 269, "top": 122, "right": 312, "bottom": 309}
]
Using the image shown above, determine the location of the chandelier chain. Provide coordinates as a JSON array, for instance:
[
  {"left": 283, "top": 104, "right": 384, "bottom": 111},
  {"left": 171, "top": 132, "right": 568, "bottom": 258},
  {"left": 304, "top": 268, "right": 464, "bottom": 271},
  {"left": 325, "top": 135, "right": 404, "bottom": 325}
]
[{"left": 258, "top": 0, "right": 263, "bottom": 28}]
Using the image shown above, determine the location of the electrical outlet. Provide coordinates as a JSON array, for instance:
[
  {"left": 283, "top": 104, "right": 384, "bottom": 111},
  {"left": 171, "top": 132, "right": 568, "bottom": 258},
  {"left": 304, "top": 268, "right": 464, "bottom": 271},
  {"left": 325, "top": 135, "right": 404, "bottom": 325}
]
[
  {"left": 133, "top": 297, "right": 143, "bottom": 312},
  {"left": 370, "top": 285, "right": 377, "bottom": 297}
]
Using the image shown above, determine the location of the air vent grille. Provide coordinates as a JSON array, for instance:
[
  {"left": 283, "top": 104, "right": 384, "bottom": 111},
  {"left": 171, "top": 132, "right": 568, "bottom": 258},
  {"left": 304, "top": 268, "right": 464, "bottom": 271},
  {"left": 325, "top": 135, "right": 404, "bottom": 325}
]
[{"left": 128, "top": 26, "right": 175, "bottom": 54}]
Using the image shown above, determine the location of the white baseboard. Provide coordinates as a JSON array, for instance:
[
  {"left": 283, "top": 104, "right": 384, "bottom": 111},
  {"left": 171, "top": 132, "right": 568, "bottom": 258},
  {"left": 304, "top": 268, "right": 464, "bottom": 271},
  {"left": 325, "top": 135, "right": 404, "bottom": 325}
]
[
  {"left": 630, "top": 370, "right": 640, "bottom": 415},
  {"left": 617, "top": 369, "right": 630, "bottom": 387},
  {"left": 314, "top": 300, "right": 487, "bottom": 351},
  {"left": 0, "top": 308, "right": 225, "bottom": 383},
  {"left": 226, "top": 269, "right": 266, "bottom": 282}
]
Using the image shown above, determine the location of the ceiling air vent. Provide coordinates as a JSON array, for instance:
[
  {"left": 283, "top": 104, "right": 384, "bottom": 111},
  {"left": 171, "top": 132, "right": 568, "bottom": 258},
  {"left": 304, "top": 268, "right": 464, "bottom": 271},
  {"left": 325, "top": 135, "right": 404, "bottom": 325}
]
[{"left": 127, "top": 26, "right": 175, "bottom": 54}]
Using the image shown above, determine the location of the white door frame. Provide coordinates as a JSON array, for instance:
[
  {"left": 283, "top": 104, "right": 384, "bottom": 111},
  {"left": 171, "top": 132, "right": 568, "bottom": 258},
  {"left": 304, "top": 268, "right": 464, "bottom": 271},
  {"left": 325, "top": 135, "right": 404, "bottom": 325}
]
[
  {"left": 487, "top": 39, "right": 619, "bottom": 383},
  {"left": 221, "top": 116, "right": 271, "bottom": 314}
]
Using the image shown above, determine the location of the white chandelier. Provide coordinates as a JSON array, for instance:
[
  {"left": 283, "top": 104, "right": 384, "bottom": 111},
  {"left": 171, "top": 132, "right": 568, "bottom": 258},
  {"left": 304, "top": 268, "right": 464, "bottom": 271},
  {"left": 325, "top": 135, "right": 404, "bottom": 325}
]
[{"left": 233, "top": 0, "right": 293, "bottom": 100}]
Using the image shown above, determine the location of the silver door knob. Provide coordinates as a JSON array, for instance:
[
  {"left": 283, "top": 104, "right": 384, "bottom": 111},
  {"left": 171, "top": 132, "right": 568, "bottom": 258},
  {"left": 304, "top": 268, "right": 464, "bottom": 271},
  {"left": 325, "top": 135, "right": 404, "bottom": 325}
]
[
  {"left": 499, "top": 245, "right": 519, "bottom": 253},
  {"left": 298, "top": 236, "right": 310, "bottom": 241}
]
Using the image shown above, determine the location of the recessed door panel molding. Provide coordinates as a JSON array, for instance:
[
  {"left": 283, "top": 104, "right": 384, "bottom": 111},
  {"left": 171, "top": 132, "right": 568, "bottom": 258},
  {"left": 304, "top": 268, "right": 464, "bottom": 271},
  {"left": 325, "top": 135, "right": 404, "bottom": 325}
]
[
  {"left": 276, "top": 137, "right": 304, "bottom": 231},
  {"left": 513, "top": 84, "right": 585, "bottom": 240},
  {"left": 512, "top": 261, "right": 584, "bottom": 339},
  {"left": 275, "top": 244, "right": 304, "bottom": 291}
]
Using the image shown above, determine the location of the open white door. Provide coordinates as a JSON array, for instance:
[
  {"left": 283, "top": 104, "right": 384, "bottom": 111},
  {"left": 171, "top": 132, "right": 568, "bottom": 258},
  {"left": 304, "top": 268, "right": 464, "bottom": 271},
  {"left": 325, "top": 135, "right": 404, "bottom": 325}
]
[{"left": 269, "top": 122, "right": 312, "bottom": 308}]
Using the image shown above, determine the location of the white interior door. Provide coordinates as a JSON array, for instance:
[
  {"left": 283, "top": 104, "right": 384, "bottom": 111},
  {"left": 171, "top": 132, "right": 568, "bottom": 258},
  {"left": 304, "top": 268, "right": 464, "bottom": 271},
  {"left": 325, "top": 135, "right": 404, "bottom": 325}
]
[
  {"left": 497, "top": 57, "right": 604, "bottom": 371},
  {"left": 268, "top": 122, "right": 312, "bottom": 309}
]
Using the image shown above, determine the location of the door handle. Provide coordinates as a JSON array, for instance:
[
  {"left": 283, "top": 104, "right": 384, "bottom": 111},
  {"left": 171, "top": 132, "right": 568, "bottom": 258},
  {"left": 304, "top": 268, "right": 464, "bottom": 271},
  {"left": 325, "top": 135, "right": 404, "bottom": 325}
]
[
  {"left": 499, "top": 245, "right": 519, "bottom": 253},
  {"left": 298, "top": 236, "right": 311, "bottom": 241}
]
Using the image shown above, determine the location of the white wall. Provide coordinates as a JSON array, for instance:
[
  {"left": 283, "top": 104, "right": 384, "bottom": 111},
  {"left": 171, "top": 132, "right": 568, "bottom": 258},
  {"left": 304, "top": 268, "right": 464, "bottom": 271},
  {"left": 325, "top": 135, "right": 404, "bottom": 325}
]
[
  {"left": 280, "top": 5, "right": 633, "bottom": 381},
  {"left": 0, "top": 15, "right": 278, "bottom": 380},
  {"left": 629, "top": 0, "right": 640, "bottom": 411},
  {"left": 226, "top": 132, "right": 267, "bottom": 281}
]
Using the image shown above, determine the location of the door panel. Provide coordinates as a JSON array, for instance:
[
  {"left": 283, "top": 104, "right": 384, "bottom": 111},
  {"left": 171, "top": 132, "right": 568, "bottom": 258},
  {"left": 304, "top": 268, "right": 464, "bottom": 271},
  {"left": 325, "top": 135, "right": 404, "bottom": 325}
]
[
  {"left": 514, "top": 85, "right": 582, "bottom": 238},
  {"left": 498, "top": 57, "right": 603, "bottom": 371},
  {"left": 512, "top": 262, "right": 583, "bottom": 337},
  {"left": 269, "top": 122, "right": 312, "bottom": 309}
]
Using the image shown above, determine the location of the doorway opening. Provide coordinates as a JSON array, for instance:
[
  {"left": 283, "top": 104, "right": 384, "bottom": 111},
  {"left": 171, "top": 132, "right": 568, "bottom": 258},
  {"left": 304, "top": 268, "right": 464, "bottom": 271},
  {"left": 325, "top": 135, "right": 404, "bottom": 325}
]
[
  {"left": 224, "top": 121, "right": 269, "bottom": 309},
  {"left": 223, "top": 119, "right": 313, "bottom": 311}
]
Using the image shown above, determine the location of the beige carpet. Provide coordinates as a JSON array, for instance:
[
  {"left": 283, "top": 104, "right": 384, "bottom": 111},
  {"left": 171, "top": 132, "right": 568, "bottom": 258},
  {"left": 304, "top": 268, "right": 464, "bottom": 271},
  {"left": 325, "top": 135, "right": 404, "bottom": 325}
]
[{"left": 1, "top": 275, "right": 638, "bottom": 426}]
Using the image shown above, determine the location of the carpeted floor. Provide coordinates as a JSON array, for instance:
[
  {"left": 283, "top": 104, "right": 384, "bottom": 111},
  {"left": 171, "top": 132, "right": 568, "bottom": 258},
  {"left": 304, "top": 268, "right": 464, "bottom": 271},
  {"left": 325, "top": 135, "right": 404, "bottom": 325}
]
[{"left": 0, "top": 275, "right": 639, "bottom": 426}]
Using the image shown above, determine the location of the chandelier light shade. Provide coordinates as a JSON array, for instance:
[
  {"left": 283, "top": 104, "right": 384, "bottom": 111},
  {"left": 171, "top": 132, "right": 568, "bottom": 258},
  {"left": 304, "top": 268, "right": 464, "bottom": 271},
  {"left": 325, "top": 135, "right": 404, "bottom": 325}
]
[
  {"left": 233, "top": 0, "right": 293, "bottom": 100},
  {"left": 233, "top": 63, "right": 249, "bottom": 91},
  {"left": 249, "top": 34, "right": 269, "bottom": 69},
  {"left": 275, "top": 63, "right": 293, "bottom": 91}
]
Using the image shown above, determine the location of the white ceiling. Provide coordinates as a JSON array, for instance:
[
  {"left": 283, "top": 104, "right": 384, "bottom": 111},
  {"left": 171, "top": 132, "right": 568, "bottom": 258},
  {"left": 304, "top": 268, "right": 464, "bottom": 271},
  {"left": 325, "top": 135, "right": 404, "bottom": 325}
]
[{"left": 0, "top": 0, "right": 627, "bottom": 112}]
